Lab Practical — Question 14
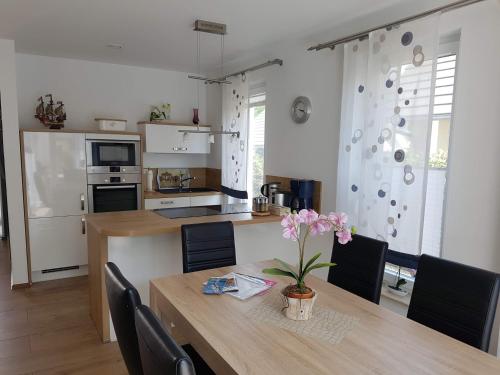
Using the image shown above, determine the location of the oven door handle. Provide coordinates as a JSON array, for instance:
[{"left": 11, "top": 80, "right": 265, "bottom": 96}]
[{"left": 95, "top": 185, "right": 136, "bottom": 190}]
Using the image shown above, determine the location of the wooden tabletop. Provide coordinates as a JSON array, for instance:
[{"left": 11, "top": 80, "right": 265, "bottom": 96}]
[
  {"left": 150, "top": 261, "right": 500, "bottom": 375},
  {"left": 85, "top": 210, "right": 281, "bottom": 237},
  {"left": 144, "top": 190, "right": 223, "bottom": 199}
]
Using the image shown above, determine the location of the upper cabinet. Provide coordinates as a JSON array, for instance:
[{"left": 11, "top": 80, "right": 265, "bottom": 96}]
[{"left": 139, "top": 122, "right": 211, "bottom": 154}]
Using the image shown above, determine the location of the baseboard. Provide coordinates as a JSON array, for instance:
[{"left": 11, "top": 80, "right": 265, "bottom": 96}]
[{"left": 11, "top": 282, "right": 30, "bottom": 289}]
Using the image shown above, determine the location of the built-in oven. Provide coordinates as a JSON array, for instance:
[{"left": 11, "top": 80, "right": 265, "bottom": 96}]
[
  {"left": 87, "top": 173, "right": 142, "bottom": 213},
  {"left": 86, "top": 136, "right": 141, "bottom": 174}
]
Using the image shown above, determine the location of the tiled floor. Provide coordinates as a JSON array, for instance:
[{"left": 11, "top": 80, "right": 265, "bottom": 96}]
[{"left": 0, "top": 240, "right": 127, "bottom": 374}]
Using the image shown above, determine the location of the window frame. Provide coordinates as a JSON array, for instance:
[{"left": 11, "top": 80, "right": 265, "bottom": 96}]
[{"left": 246, "top": 84, "right": 266, "bottom": 200}]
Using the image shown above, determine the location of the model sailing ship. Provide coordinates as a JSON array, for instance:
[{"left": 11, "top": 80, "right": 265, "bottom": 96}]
[{"left": 35, "top": 94, "right": 66, "bottom": 129}]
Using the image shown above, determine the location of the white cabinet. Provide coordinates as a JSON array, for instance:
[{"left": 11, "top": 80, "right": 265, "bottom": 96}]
[
  {"left": 23, "top": 132, "right": 87, "bottom": 218},
  {"left": 190, "top": 195, "right": 224, "bottom": 207},
  {"left": 144, "top": 197, "right": 191, "bottom": 210},
  {"left": 142, "top": 123, "right": 210, "bottom": 154},
  {"left": 179, "top": 126, "right": 210, "bottom": 154},
  {"left": 29, "top": 216, "right": 87, "bottom": 271},
  {"left": 23, "top": 131, "right": 88, "bottom": 276}
]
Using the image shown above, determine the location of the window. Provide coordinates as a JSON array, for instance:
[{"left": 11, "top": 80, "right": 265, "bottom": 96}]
[
  {"left": 421, "top": 54, "right": 457, "bottom": 257},
  {"left": 247, "top": 89, "right": 266, "bottom": 199},
  {"left": 386, "top": 51, "right": 458, "bottom": 278}
]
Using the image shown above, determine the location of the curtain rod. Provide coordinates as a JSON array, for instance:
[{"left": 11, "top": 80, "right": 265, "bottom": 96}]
[
  {"left": 219, "top": 58, "right": 283, "bottom": 80},
  {"left": 188, "top": 59, "right": 283, "bottom": 84},
  {"left": 307, "top": 0, "right": 485, "bottom": 51}
]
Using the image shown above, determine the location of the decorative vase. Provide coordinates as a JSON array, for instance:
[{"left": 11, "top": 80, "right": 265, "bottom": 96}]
[
  {"left": 281, "top": 287, "right": 317, "bottom": 321},
  {"left": 192, "top": 108, "right": 200, "bottom": 125}
]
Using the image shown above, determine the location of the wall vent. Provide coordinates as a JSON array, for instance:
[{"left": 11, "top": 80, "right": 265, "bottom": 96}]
[{"left": 42, "top": 265, "right": 80, "bottom": 274}]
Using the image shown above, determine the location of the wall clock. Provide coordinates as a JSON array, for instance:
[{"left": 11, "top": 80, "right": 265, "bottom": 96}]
[{"left": 291, "top": 96, "right": 312, "bottom": 124}]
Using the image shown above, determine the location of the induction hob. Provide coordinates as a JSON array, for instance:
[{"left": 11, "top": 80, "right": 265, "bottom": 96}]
[{"left": 154, "top": 203, "right": 252, "bottom": 219}]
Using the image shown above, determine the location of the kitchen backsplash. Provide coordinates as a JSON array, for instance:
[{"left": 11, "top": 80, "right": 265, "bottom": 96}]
[{"left": 144, "top": 167, "right": 221, "bottom": 191}]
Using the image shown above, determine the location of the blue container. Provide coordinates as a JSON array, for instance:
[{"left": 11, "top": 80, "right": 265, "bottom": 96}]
[
  {"left": 290, "top": 179, "right": 314, "bottom": 210},
  {"left": 290, "top": 179, "right": 314, "bottom": 199}
]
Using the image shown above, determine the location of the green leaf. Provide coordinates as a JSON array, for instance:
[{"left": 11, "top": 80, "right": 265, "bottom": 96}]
[
  {"left": 302, "top": 262, "right": 336, "bottom": 278},
  {"left": 262, "top": 268, "right": 298, "bottom": 282},
  {"left": 273, "top": 258, "right": 299, "bottom": 280},
  {"left": 302, "top": 252, "right": 322, "bottom": 275}
]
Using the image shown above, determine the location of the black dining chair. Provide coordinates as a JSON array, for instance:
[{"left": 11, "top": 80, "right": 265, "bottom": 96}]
[
  {"left": 407, "top": 254, "right": 500, "bottom": 352},
  {"left": 135, "top": 304, "right": 215, "bottom": 375},
  {"left": 327, "top": 234, "right": 388, "bottom": 304},
  {"left": 105, "top": 262, "right": 144, "bottom": 375},
  {"left": 181, "top": 221, "right": 236, "bottom": 273}
]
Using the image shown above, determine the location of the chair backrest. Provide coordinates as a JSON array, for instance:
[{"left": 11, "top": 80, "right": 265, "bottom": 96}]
[
  {"left": 135, "top": 305, "right": 196, "bottom": 375},
  {"left": 181, "top": 221, "right": 236, "bottom": 273},
  {"left": 104, "top": 262, "right": 143, "bottom": 375},
  {"left": 407, "top": 254, "right": 500, "bottom": 351},
  {"left": 327, "top": 234, "right": 388, "bottom": 304}
]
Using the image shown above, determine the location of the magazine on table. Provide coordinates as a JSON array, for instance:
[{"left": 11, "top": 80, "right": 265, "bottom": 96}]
[
  {"left": 202, "top": 276, "right": 239, "bottom": 295},
  {"left": 202, "top": 272, "right": 276, "bottom": 300}
]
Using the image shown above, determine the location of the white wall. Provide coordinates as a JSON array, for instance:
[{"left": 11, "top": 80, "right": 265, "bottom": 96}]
[
  {"left": 0, "top": 40, "right": 29, "bottom": 286},
  {"left": 208, "top": 40, "right": 344, "bottom": 214},
  {"left": 252, "top": 45, "right": 344, "bottom": 213},
  {"left": 439, "top": 1, "right": 500, "bottom": 273},
  {"left": 16, "top": 53, "right": 212, "bottom": 168}
]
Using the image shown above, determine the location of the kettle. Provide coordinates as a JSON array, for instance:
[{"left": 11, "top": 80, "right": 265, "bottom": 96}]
[{"left": 261, "top": 182, "right": 281, "bottom": 203}]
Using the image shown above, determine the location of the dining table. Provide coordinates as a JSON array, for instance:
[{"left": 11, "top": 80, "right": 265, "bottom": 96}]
[{"left": 149, "top": 260, "right": 500, "bottom": 375}]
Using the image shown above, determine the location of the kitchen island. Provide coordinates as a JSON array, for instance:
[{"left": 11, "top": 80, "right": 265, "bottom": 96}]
[{"left": 86, "top": 207, "right": 291, "bottom": 342}]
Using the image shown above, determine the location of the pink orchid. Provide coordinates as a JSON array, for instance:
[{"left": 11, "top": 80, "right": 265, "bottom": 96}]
[
  {"left": 310, "top": 214, "right": 332, "bottom": 236},
  {"left": 297, "top": 209, "right": 319, "bottom": 225},
  {"left": 329, "top": 212, "right": 348, "bottom": 228},
  {"left": 281, "top": 213, "right": 300, "bottom": 241},
  {"left": 336, "top": 228, "right": 352, "bottom": 245},
  {"left": 283, "top": 225, "right": 299, "bottom": 241}
]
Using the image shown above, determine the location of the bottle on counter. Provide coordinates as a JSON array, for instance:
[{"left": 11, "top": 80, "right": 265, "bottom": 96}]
[{"left": 147, "top": 170, "right": 154, "bottom": 191}]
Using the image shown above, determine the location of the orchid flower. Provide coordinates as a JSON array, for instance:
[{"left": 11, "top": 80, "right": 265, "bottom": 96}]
[{"left": 265, "top": 209, "right": 353, "bottom": 293}]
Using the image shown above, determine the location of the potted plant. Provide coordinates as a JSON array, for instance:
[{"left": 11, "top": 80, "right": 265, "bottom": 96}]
[{"left": 263, "top": 209, "right": 353, "bottom": 320}]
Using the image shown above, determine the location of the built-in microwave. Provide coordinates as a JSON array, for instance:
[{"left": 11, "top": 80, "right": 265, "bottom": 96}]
[{"left": 86, "top": 135, "right": 141, "bottom": 174}]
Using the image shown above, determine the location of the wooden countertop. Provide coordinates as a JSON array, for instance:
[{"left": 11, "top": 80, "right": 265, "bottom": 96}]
[
  {"left": 85, "top": 209, "right": 281, "bottom": 237},
  {"left": 144, "top": 190, "right": 223, "bottom": 199}
]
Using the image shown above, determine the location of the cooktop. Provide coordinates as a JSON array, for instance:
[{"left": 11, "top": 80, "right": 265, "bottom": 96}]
[{"left": 154, "top": 203, "right": 252, "bottom": 219}]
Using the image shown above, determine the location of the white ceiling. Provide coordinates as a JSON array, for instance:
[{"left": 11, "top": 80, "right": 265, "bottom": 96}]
[{"left": 0, "top": 0, "right": 407, "bottom": 73}]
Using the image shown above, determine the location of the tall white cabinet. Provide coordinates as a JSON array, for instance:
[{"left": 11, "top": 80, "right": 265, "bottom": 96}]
[{"left": 23, "top": 131, "right": 88, "bottom": 281}]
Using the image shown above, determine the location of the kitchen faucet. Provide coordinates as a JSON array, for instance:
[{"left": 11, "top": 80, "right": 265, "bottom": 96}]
[{"left": 179, "top": 176, "right": 196, "bottom": 190}]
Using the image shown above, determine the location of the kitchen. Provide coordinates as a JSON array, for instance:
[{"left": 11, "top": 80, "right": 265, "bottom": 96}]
[
  {"left": 17, "top": 36, "right": 329, "bottom": 341},
  {"left": 21, "top": 108, "right": 324, "bottom": 343},
  {"left": 21, "top": 119, "right": 308, "bottom": 282}
]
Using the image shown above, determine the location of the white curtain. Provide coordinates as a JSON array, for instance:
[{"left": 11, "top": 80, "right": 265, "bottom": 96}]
[
  {"left": 221, "top": 75, "right": 249, "bottom": 199},
  {"left": 337, "top": 15, "right": 440, "bottom": 254}
]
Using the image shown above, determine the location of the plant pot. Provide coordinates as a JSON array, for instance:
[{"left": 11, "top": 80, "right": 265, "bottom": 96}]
[{"left": 281, "top": 287, "right": 317, "bottom": 321}]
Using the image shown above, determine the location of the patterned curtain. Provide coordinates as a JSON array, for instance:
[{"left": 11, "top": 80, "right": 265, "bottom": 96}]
[
  {"left": 221, "top": 75, "right": 249, "bottom": 199},
  {"left": 336, "top": 15, "right": 440, "bottom": 254}
]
